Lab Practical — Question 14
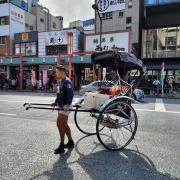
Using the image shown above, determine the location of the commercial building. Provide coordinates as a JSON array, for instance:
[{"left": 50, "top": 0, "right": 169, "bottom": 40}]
[
  {"left": 94, "top": 0, "right": 180, "bottom": 84},
  {"left": 0, "top": 0, "right": 63, "bottom": 82},
  {"left": 94, "top": 0, "right": 140, "bottom": 53},
  {"left": 142, "top": 0, "right": 180, "bottom": 82},
  {"left": 0, "top": 0, "right": 63, "bottom": 56}
]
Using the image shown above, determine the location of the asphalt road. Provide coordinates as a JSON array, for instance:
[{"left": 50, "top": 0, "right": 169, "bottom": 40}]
[{"left": 0, "top": 91, "right": 180, "bottom": 180}]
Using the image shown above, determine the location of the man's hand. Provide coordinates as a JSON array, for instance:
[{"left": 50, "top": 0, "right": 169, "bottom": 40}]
[
  {"left": 64, "top": 105, "right": 69, "bottom": 112},
  {"left": 51, "top": 102, "right": 56, "bottom": 107}
]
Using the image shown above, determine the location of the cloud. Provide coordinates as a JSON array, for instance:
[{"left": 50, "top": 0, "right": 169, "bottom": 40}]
[{"left": 39, "top": 0, "right": 95, "bottom": 27}]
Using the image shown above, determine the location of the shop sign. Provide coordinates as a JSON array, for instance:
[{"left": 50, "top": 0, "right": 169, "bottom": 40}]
[
  {"left": 22, "top": 33, "right": 29, "bottom": 41},
  {"left": 97, "top": 0, "right": 125, "bottom": 13},
  {"left": 85, "top": 31, "right": 129, "bottom": 52}
]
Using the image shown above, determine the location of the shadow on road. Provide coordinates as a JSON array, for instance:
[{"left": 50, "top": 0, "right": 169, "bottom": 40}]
[{"left": 30, "top": 135, "right": 179, "bottom": 180}]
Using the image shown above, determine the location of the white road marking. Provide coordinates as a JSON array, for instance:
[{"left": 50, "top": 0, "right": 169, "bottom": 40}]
[
  {"left": 0, "top": 113, "right": 17, "bottom": 116},
  {"left": 0, "top": 100, "right": 25, "bottom": 103},
  {"left": 136, "top": 109, "right": 180, "bottom": 114},
  {"left": 0, "top": 98, "right": 81, "bottom": 104},
  {"left": 155, "top": 98, "right": 166, "bottom": 112}
]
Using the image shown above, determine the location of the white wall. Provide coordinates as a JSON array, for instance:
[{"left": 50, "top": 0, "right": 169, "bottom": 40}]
[
  {"left": 0, "top": 26, "right": 10, "bottom": 36},
  {"left": 0, "top": 3, "right": 9, "bottom": 17}
]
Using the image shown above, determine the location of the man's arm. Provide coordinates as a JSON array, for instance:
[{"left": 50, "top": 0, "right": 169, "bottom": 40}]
[{"left": 66, "top": 82, "right": 74, "bottom": 106}]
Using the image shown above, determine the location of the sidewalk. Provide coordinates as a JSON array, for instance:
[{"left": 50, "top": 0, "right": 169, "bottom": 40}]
[{"left": 145, "top": 91, "right": 180, "bottom": 99}]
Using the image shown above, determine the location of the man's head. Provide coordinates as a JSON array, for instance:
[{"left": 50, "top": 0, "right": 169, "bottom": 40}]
[{"left": 55, "top": 65, "right": 66, "bottom": 80}]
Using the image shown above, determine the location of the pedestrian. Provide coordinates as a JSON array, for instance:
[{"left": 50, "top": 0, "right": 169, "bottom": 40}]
[
  {"left": 51, "top": 65, "right": 74, "bottom": 154},
  {"left": 23, "top": 77, "right": 27, "bottom": 90},
  {"left": 153, "top": 77, "right": 160, "bottom": 95},
  {"left": 0, "top": 79, "right": 5, "bottom": 89},
  {"left": 11, "top": 78, "right": 17, "bottom": 90}
]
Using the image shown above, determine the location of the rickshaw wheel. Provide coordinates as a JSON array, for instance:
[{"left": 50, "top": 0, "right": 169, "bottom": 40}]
[
  {"left": 96, "top": 100, "right": 138, "bottom": 151},
  {"left": 74, "top": 100, "right": 99, "bottom": 135}
]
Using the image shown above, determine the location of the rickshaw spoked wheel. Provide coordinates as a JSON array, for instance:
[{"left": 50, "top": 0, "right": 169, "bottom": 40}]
[
  {"left": 96, "top": 100, "right": 138, "bottom": 151},
  {"left": 74, "top": 99, "right": 100, "bottom": 135}
]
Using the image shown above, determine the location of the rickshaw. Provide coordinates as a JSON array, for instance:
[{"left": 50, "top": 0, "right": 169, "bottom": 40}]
[{"left": 24, "top": 50, "right": 146, "bottom": 151}]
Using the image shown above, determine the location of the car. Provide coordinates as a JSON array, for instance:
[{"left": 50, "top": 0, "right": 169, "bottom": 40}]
[
  {"left": 80, "top": 81, "right": 114, "bottom": 94},
  {"left": 80, "top": 81, "right": 145, "bottom": 102},
  {"left": 132, "top": 88, "right": 144, "bottom": 102}
]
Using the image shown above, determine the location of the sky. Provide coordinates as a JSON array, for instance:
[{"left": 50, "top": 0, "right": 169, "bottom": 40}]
[{"left": 39, "top": 0, "right": 95, "bottom": 28}]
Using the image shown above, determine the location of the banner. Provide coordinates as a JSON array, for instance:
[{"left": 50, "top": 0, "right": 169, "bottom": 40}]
[
  {"left": 31, "top": 70, "right": 36, "bottom": 87},
  {"left": 42, "top": 70, "right": 48, "bottom": 86}
]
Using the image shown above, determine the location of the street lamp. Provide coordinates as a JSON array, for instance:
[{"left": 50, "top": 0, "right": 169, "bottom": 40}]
[{"left": 92, "top": 4, "right": 102, "bottom": 51}]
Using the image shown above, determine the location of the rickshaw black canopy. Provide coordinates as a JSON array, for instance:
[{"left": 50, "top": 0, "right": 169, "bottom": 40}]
[{"left": 91, "top": 51, "right": 144, "bottom": 71}]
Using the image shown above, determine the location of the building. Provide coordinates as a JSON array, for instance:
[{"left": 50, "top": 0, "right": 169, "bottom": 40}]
[
  {"left": 69, "top": 20, "right": 83, "bottom": 29},
  {"left": 142, "top": 0, "right": 180, "bottom": 83},
  {"left": 0, "top": 2, "right": 26, "bottom": 55},
  {"left": 94, "top": 0, "right": 140, "bottom": 54},
  {"left": 38, "top": 28, "right": 84, "bottom": 56},
  {"left": 38, "top": 28, "right": 90, "bottom": 89},
  {"left": 31, "top": 2, "right": 63, "bottom": 32},
  {"left": 0, "top": 0, "right": 63, "bottom": 56},
  {"left": 94, "top": 0, "right": 180, "bottom": 84},
  {"left": 69, "top": 19, "right": 95, "bottom": 34}
]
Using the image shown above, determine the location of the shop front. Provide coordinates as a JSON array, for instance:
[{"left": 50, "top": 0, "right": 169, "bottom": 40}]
[{"left": 14, "top": 31, "right": 38, "bottom": 57}]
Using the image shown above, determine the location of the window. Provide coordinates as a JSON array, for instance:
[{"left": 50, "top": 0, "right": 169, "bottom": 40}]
[
  {"left": 0, "top": 0, "right": 8, "bottom": 4},
  {"left": 126, "top": 26, "right": 131, "bottom": 30},
  {"left": 26, "top": 43, "right": 31, "bottom": 56},
  {"left": 30, "top": 26, "right": 33, "bottom": 31},
  {"left": 40, "top": 18, "right": 44, "bottom": 23},
  {"left": 126, "top": 17, "right": 132, "bottom": 24},
  {"left": 20, "top": 43, "right": 26, "bottom": 56},
  {"left": 0, "top": 17, "right": 8, "bottom": 25},
  {"left": 128, "top": 0, "right": 133, "bottom": 8},
  {"left": 46, "top": 45, "right": 68, "bottom": 55},
  {"left": 102, "top": 12, "right": 113, "bottom": 20},
  {"left": 143, "top": 26, "right": 180, "bottom": 58},
  {"left": 53, "top": 22, "right": 56, "bottom": 28},
  {"left": 0, "top": 36, "right": 6, "bottom": 44},
  {"left": 15, "top": 44, "right": 20, "bottom": 55},
  {"left": 31, "top": 42, "right": 37, "bottom": 56},
  {"left": 15, "top": 42, "right": 37, "bottom": 56},
  {"left": 119, "top": 11, "right": 124, "bottom": 17},
  {"left": 25, "top": 23, "right": 29, "bottom": 28}
]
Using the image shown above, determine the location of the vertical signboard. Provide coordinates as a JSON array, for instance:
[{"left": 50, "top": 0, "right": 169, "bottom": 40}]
[
  {"left": 31, "top": 70, "right": 36, "bottom": 87},
  {"left": 10, "top": 4, "right": 25, "bottom": 39},
  {"left": 42, "top": 70, "right": 48, "bottom": 86}
]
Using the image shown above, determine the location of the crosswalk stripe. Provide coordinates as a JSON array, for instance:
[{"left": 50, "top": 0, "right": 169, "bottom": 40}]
[{"left": 155, "top": 98, "right": 166, "bottom": 112}]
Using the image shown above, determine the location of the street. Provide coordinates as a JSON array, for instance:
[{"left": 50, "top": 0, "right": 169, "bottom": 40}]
[{"left": 0, "top": 92, "right": 180, "bottom": 180}]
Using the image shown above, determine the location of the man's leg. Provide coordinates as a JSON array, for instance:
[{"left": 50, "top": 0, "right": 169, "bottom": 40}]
[
  {"left": 54, "top": 113, "right": 66, "bottom": 154},
  {"left": 57, "top": 113, "right": 66, "bottom": 144},
  {"left": 62, "top": 114, "right": 74, "bottom": 148},
  {"left": 62, "top": 114, "right": 73, "bottom": 141}
]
